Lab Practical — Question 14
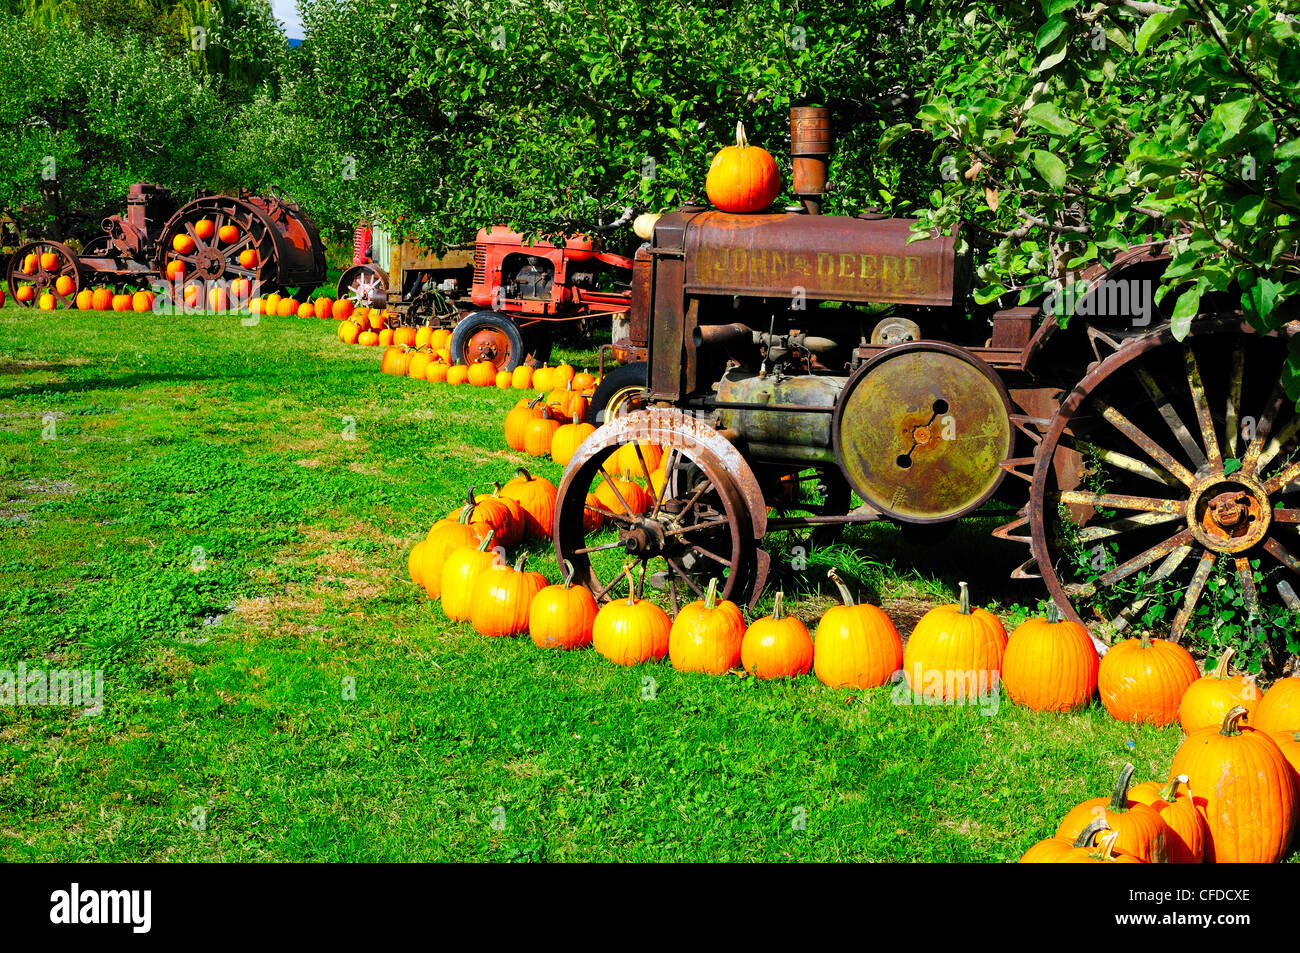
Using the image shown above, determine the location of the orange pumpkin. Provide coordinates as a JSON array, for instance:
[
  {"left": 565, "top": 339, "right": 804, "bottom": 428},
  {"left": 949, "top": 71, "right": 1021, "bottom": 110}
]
[
  {"left": 705, "top": 121, "right": 781, "bottom": 213},
  {"left": 75, "top": 290, "right": 93, "bottom": 310},
  {"left": 194, "top": 218, "right": 215, "bottom": 240},
  {"left": 165, "top": 259, "right": 186, "bottom": 282},
  {"left": 340, "top": 321, "right": 362, "bottom": 345},
  {"left": 500, "top": 468, "right": 558, "bottom": 539},
  {"left": 440, "top": 532, "right": 499, "bottom": 622},
  {"left": 378, "top": 328, "right": 394, "bottom": 347},
  {"left": 421, "top": 506, "right": 486, "bottom": 598},
  {"left": 505, "top": 397, "right": 551, "bottom": 451},
  {"left": 16, "top": 285, "right": 34, "bottom": 302},
  {"left": 582, "top": 492, "right": 606, "bottom": 533},
  {"left": 523, "top": 416, "right": 561, "bottom": 456},
  {"left": 357, "top": 331, "right": 380, "bottom": 347},
  {"left": 1098, "top": 633, "right": 1198, "bottom": 726},
  {"left": 592, "top": 566, "right": 672, "bottom": 666},
  {"left": 296, "top": 302, "right": 313, "bottom": 319},
  {"left": 407, "top": 352, "right": 433, "bottom": 380},
  {"left": 530, "top": 560, "right": 598, "bottom": 650},
  {"left": 1179, "top": 647, "right": 1262, "bottom": 733},
  {"left": 741, "top": 591, "right": 813, "bottom": 678},
  {"left": 511, "top": 364, "right": 534, "bottom": 389},
  {"left": 471, "top": 483, "right": 524, "bottom": 548},
  {"left": 91, "top": 288, "right": 112, "bottom": 311},
  {"left": 313, "top": 296, "right": 333, "bottom": 319},
  {"left": 54, "top": 275, "right": 74, "bottom": 297},
  {"left": 470, "top": 553, "right": 548, "bottom": 637},
  {"left": 1170, "top": 706, "right": 1298, "bottom": 863},
  {"left": 276, "top": 297, "right": 298, "bottom": 317},
  {"left": 670, "top": 577, "right": 746, "bottom": 675},
  {"left": 551, "top": 412, "right": 595, "bottom": 466},
  {"left": 1255, "top": 677, "right": 1300, "bottom": 733},
  {"left": 902, "top": 581, "right": 1006, "bottom": 701},
  {"left": 414, "top": 326, "right": 433, "bottom": 348},
  {"left": 131, "top": 291, "right": 155, "bottom": 313},
  {"left": 594, "top": 472, "right": 651, "bottom": 516},
  {"left": 111, "top": 293, "right": 131, "bottom": 312},
  {"left": 239, "top": 249, "right": 259, "bottom": 268},
  {"left": 1055, "top": 762, "right": 1170, "bottom": 864},
  {"left": 393, "top": 327, "right": 417, "bottom": 348},
  {"left": 425, "top": 361, "right": 449, "bottom": 383},
  {"left": 332, "top": 299, "right": 354, "bottom": 321},
  {"left": 813, "top": 568, "right": 902, "bottom": 689},
  {"left": 467, "top": 361, "right": 497, "bottom": 387},
  {"left": 37, "top": 293, "right": 55, "bottom": 310},
  {"left": 1128, "top": 775, "right": 1205, "bottom": 864},
  {"left": 1021, "top": 818, "right": 1143, "bottom": 864},
  {"left": 171, "top": 233, "right": 195, "bottom": 254},
  {"left": 1001, "top": 604, "right": 1099, "bottom": 712},
  {"left": 408, "top": 540, "right": 427, "bottom": 589},
  {"left": 531, "top": 366, "right": 555, "bottom": 391},
  {"left": 446, "top": 364, "right": 470, "bottom": 385},
  {"left": 495, "top": 370, "right": 513, "bottom": 389},
  {"left": 217, "top": 224, "right": 239, "bottom": 243}
]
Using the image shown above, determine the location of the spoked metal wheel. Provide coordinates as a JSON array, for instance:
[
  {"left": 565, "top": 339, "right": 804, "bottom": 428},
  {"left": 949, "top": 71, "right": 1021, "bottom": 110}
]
[
  {"left": 7, "top": 241, "right": 80, "bottom": 308},
  {"left": 555, "top": 409, "right": 763, "bottom": 613},
  {"left": 1023, "top": 318, "right": 1300, "bottom": 644},
  {"left": 337, "top": 263, "right": 388, "bottom": 309},
  {"left": 156, "top": 201, "right": 278, "bottom": 298}
]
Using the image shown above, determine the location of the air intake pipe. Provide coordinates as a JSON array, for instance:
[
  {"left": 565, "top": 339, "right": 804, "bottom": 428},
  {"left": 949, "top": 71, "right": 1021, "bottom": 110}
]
[{"left": 790, "top": 106, "right": 832, "bottom": 215}]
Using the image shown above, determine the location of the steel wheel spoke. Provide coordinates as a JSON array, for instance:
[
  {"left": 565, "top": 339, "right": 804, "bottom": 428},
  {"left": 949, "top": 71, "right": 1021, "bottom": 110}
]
[
  {"left": 662, "top": 518, "right": 730, "bottom": 538},
  {"left": 1264, "top": 459, "right": 1300, "bottom": 494},
  {"left": 1243, "top": 375, "right": 1289, "bottom": 474},
  {"left": 1109, "top": 543, "right": 1194, "bottom": 635},
  {"left": 597, "top": 470, "right": 636, "bottom": 517},
  {"left": 1134, "top": 365, "right": 1206, "bottom": 469},
  {"left": 1184, "top": 345, "right": 1222, "bottom": 471},
  {"left": 1263, "top": 535, "right": 1300, "bottom": 574},
  {"left": 584, "top": 501, "right": 637, "bottom": 527},
  {"left": 1256, "top": 416, "right": 1300, "bottom": 473},
  {"left": 688, "top": 543, "right": 733, "bottom": 567},
  {"left": 1075, "top": 527, "right": 1196, "bottom": 597},
  {"left": 651, "top": 448, "right": 677, "bottom": 519},
  {"left": 574, "top": 540, "right": 622, "bottom": 555},
  {"left": 670, "top": 560, "right": 705, "bottom": 599},
  {"left": 1272, "top": 509, "right": 1300, "bottom": 524},
  {"left": 1072, "top": 510, "right": 1183, "bottom": 543},
  {"left": 1171, "top": 549, "right": 1216, "bottom": 640},
  {"left": 1059, "top": 435, "right": 1184, "bottom": 487},
  {"left": 1055, "top": 490, "right": 1184, "bottom": 514},
  {"left": 1093, "top": 397, "right": 1195, "bottom": 486},
  {"left": 1225, "top": 345, "right": 1245, "bottom": 458}
]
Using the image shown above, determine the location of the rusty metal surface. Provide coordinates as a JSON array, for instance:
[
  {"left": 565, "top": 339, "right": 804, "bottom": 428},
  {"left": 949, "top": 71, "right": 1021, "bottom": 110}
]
[
  {"left": 833, "top": 342, "right": 1013, "bottom": 523},
  {"left": 681, "top": 212, "right": 959, "bottom": 306},
  {"left": 715, "top": 370, "right": 845, "bottom": 457},
  {"left": 791, "top": 106, "right": 832, "bottom": 214}
]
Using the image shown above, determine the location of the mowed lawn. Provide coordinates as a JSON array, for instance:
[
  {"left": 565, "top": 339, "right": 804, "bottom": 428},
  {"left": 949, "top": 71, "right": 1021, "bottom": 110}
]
[{"left": 0, "top": 302, "right": 1206, "bottom": 862}]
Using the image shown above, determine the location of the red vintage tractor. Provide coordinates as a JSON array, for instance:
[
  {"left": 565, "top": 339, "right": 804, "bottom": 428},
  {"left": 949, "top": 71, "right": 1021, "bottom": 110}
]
[{"left": 337, "top": 226, "right": 635, "bottom": 371}]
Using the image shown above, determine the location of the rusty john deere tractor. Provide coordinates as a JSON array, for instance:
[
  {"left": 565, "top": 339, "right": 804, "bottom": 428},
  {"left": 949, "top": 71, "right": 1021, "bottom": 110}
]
[{"left": 553, "top": 107, "right": 1300, "bottom": 652}]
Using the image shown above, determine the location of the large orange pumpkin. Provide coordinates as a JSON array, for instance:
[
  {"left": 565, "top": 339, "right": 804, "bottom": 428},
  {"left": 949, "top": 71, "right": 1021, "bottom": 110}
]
[
  {"left": 1128, "top": 775, "right": 1205, "bottom": 864},
  {"left": 217, "top": 224, "right": 239, "bottom": 243},
  {"left": 1170, "top": 706, "right": 1298, "bottom": 863},
  {"left": 705, "top": 121, "right": 781, "bottom": 213},
  {"left": 1098, "top": 633, "right": 1198, "bottom": 726},
  {"left": 1255, "top": 677, "right": 1300, "bottom": 733},
  {"left": 469, "top": 553, "right": 548, "bottom": 637},
  {"left": 332, "top": 299, "right": 354, "bottom": 321},
  {"left": 529, "top": 560, "right": 598, "bottom": 650},
  {"left": 1055, "top": 762, "right": 1169, "bottom": 863},
  {"left": 813, "top": 569, "right": 902, "bottom": 689},
  {"left": 471, "top": 483, "right": 524, "bottom": 548},
  {"left": 741, "top": 591, "right": 813, "bottom": 678},
  {"left": 91, "top": 288, "right": 112, "bottom": 311},
  {"left": 551, "top": 412, "right": 595, "bottom": 467},
  {"left": 499, "top": 468, "right": 557, "bottom": 539},
  {"left": 439, "top": 531, "right": 499, "bottom": 622},
  {"left": 446, "top": 364, "right": 470, "bottom": 385},
  {"left": 523, "top": 416, "right": 560, "bottom": 456},
  {"left": 1001, "top": 604, "right": 1099, "bottom": 712},
  {"left": 421, "top": 506, "right": 485, "bottom": 598},
  {"left": 592, "top": 566, "right": 672, "bottom": 665},
  {"left": 54, "top": 275, "right": 74, "bottom": 297},
  {"left": 239, "top": 249, "right": 259, "bottom": 269},
  {"left": 594, "top": 472, "right": 651, "bottom": 516},
  {"left": 75, "top": 290, "right": 93, "bottom": 310},
  {"left": 902, "top": 581, "right": 1006, "bottom": 701},
  {"left": 505, "top": 397, "right": 551, "bottom": 451},
  {"left": 669, "top": 577, "right": 746, "bottom": 675},
  {"left": 425, "top": 361, "right": 449, "bottom": 383},
  {"left": 194, "top": 218, "right": 215, "bottom": 240},
  {"left": 1179, "top": 647, "right": 1262, "bottom": 733},
  {"left": 1020, "top": 817, "right": 1142, "bottom": 863},
  {"left": 511, "top": 364, "right": 534, "bottom": 389},
  {"left": 171, "top": 233, "right": 195, "bottom": 254},
  {"left": 467, "top": 361, "right": 497, "bottom": 387}
]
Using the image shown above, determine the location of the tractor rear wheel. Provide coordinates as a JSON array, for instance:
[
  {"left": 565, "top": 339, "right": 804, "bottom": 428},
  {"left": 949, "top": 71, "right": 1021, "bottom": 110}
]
[{"left": 451, "top": 311, "right": 528, "bottom": 372}]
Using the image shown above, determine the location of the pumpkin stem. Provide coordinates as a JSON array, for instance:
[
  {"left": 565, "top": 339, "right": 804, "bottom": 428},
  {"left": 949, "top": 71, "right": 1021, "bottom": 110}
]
[
  {"left": 528, "top": 396, "right": 546, "bottom": 409},
  {"left": 561, "top": 559, "right": 575, "bottom": 589},
  {"left": 827, "top": 568, "right": 855, "bottom": 606},
  {"left": 466, "top": 485, "right": 477, "bottom": 506},
  {"left": 476, "top": 529, "right": 495, "bottom": 552},
  {"left": 1109, "top": 762, "right": 1137, "bottom": 812},
  {"left": 772, "top": 590, "right": 786, "bottom": 620},
  {"left": 1211, "top": 647, "right": 1236, "bottom": 679},
  {"left": 1097, "top": 830, "right": 1120, "bottom": 862},
  {"left": 1072, "top": 816, "right": 1111, "bottom": 849},
  {"left": 1159, "top": 774, "right": 1189, "bottom": 803},
  {"left": 455, "top": 503, "right": 475, "bottom": 525},
  {"left": 514, "top": 467, "right": 533, "bottom": 482},
  {"left": 704, "top": 577, "right": 719, "bottom": 609},
  {"left": 1139, "top": 630, "right": 1152, "bottom": 649},
  {"left": 735, "top": 120, "right": 748, "bottom": 149},
  {"left": 513, "top": 552, "right": 528, "bottom": 572},
  {"left": 1219, "top": 705, "right": 1248, "bottom": 737},
  {"left": 1046, "top": 602, "right": 1061, "bottom": 624},
  {"left": 620, "top": 561, "right": 638, "bottom": 605},
  {"left": 491, "top": 481, "right": 505, "bottom": 498},
  {"left": 958, "top": 581, "right": 971, "bottom": 615},
  {"left": 571, "top": 411, "right": 580, "bottom": 425}
]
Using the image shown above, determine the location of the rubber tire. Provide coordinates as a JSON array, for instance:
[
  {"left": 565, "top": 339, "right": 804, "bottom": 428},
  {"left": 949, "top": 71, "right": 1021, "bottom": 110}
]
[
  {"left": 589, "top": 361, "right": 648, "bottom": 425},
  {"left": 450, "top": 310, "right": 526, "bottom": 371}
]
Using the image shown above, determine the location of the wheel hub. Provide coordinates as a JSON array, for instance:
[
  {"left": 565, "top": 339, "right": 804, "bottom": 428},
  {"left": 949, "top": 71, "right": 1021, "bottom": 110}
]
[
  {"left": 467, "top": 328, "right": 510, "bottom": 365},
  {"left": 196, "top": 247, "right": 227, "bottom": 280},
  {"left": 1189, "top": 476, "right": 1271, "bottom": 552},
  {"left": 622, "top": 518, "right": 667, "bottom": 557}
]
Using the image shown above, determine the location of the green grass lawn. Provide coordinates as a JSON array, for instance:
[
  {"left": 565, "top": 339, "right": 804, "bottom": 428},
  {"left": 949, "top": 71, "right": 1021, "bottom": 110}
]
[{"left": 0, "top": 302, "right": 1256, "bottom": 862}]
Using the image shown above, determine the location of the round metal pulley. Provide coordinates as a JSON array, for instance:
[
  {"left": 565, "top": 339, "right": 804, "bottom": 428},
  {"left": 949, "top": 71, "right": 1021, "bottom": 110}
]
[{"left": 832, "top": 341, "right": 1013, "bottom": 523}]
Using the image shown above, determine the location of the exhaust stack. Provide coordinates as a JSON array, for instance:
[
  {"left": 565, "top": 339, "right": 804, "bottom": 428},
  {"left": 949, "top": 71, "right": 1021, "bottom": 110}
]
[{"left": 790, "top": 106, "right": 832, "bottom": 215}]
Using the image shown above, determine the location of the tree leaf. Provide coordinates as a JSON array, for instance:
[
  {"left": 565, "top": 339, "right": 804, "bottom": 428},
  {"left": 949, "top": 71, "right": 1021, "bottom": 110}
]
[
  {"left": 1031, "top": 149, "right": 1068, "bottom": 189},
  {"left": 1170, "top": 284, "right": 1203, "bottom": 340},
  {"left": 1135, "top": 8, "right": 1189, "bottom": 54},
  {"left": 1026, "top": 102, "right": 1077, "bottom": 137}
]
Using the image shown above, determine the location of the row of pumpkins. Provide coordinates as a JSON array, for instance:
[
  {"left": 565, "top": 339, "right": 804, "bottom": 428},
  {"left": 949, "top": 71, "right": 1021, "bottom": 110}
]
[{"left": 405, "top": 458, "right": 1300, "bottom": 861}]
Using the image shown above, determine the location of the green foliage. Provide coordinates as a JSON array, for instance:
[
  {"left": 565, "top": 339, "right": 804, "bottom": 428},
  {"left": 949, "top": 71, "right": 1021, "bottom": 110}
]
[{"left": 903, "top": 1, "right": 1300, "bottom": 339}]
